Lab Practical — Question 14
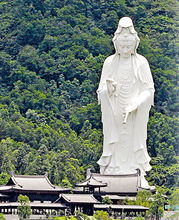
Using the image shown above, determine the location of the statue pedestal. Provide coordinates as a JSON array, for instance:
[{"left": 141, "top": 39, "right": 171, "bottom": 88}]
[{"left": 87, "top": 169, "right": 155, "bottom": 195}]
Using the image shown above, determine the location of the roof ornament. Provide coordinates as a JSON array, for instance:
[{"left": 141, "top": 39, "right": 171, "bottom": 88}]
[
  {"left": 10, "top": 171, "right": 14, "bottom": 177},
  {"left": 86, "top": 167, "right": 92, "bottom": 178}
]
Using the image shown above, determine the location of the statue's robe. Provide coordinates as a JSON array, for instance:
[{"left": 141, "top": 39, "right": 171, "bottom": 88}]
[{"left": 97, "top": 53, "right": 155, "bottom": 176}]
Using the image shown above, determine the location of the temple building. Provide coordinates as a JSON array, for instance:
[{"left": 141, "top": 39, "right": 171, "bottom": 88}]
[
  {"left": 75, "top": 175, "right": 107, "bottom": 193},
  {"left": 0, "top": 172, "right": 150, "bottom": 218},
  {"left": 0, "top": 172, "right": 70, "bottom": 202},
  {"left": 58, "top": 194, "right": 100, "bottom": 216}
]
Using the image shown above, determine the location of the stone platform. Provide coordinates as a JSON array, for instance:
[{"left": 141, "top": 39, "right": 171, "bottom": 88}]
[
  {"left": 86, "top": 169, "right": 155, "bottom": 195},
  {"left": 87, "top": 171, "right": 140, "bottom": 195}
]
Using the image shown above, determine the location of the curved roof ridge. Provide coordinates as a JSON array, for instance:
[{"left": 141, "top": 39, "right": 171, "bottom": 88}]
[
  {"left": 76, "top": 175, "right": 107, "bottom": 187},
  {"left": 76, "top": 176, "right": 91, "bottom": 185},
  {"left": 91, "top": 175, "right": 104, "bottom": 183},
  {"left": 8, "top": 176, "right": 22, "bottom": 188},
  {"left": 44, "top": 175, "right": 55, "bottom": 189}
]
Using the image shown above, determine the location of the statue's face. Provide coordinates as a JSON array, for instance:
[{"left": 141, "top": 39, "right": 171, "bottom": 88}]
[
  {"left": 117, "top": 41, "right": 136, "bottom": 58},
  {"left": 115, "top": 28, "right": 136, "bottom": 58}
]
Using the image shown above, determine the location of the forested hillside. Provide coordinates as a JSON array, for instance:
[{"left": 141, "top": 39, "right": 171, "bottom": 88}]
[{"left": 0, "top": 0, "right": 178, "bottom": 191}]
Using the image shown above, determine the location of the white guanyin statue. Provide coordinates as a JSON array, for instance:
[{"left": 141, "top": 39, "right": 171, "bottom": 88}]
[{"left": 97, "top": 17, "right": 155, "bottom": 189}]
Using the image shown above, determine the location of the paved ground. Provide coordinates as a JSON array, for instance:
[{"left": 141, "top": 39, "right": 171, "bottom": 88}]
[
  {"left": 4, "top": 214, "right": 48, "bottom": 220},
  {"left": 161, "top": 211, "right": 179, "bottom": 219}
]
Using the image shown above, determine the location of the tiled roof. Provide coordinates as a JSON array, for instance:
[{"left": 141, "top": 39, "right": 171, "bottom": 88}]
[
  {"left": 60, "top": 194, "right": 100, "bottom": 204},
  {"left": 2, "top": 173, "right": 70, "bottom": 192},
  {"left": 90, "top": 173, "right": 140, "bottom": 193},
  {"left": 76, "top": 176, "right": 107, "bottom": 187}
]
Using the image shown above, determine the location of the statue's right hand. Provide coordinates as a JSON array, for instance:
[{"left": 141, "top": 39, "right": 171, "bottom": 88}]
[
  {"left": 106, "top": 79, "right": 116, "bottom": 96},
  {"left": 107, "top": 83, "right": 114, "bottom": 96}
]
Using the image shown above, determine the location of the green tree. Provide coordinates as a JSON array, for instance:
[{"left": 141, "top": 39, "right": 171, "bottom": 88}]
[
  {"left": 93, "top": 210, "right": 110, "bottom": 220},
  {"left": 75, "top": 210, "right": 90, "bottom": 220},
  {"left": 149, "top": 188, "right": 165, "bottom": 220},
  {"left": 0, "top": 173, "right": 10, "bottom": 185},
  {"left": 17, "top": 194, "right": 31, "bottom": 220},
  {"left": 170, "top": 188, "right": 179, "bottom": 210},
  {"left": 0, "top": 213, "right": 6, "bottom": 220},
  {"left": 133, "top": 217, "right": 144, "bottom": 220},
  {"left": 136, "top": 190, "right": 152, "bottom": 207},
  {"left": 102, "top": 196, "right": 113, "bottom": 205}
]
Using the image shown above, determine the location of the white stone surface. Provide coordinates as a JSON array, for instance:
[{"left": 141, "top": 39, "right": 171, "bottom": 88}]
[
  {"left": 4, "top": 214, "right": 47, "bottom": 219},
  {"left": 97, "top": 17, "right": 155, "bottom": 189}
]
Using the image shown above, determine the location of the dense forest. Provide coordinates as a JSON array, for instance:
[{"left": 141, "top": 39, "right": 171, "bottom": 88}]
[{"left": 0, "top": 0, "right": 178, "bottom": 193}]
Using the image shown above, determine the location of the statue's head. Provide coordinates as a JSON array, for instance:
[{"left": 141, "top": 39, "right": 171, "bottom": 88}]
[{"left": 112, "top": 17, "right": 140, "bottom": 57}]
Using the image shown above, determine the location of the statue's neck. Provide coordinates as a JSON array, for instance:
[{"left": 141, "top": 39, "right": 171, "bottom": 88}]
[
  {"left": 119, "top": 55, "right": 132, "bottom": 65},
  {"left": 120, "top": 55, "right": 131, "bottom": 61}
]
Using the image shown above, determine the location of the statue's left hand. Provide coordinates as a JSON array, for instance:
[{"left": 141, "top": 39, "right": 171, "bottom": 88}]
[{"left": 125, "top": 103, "right": 138, "bottom": 113}]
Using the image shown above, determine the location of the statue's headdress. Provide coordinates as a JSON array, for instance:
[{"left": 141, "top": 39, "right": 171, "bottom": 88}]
[{"left": 113, "top": 17, "right": 140, "bottom": 54}]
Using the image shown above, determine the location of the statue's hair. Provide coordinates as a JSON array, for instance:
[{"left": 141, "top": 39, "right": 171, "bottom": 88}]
[{"left": 112, "top": 26, "right": 140, "bottom": 54}]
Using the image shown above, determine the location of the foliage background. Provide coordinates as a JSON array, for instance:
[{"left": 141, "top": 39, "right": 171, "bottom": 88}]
[{"left": 0, "top": 0, "right": 178, "bottom": 192}]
